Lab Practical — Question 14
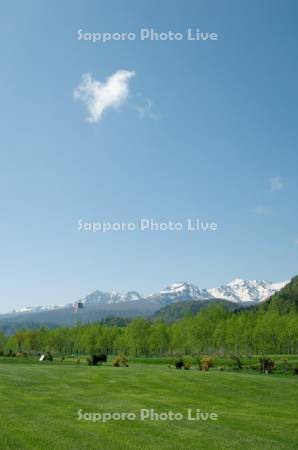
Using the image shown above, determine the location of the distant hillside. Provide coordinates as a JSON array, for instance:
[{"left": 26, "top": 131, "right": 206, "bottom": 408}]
[
  {"left": 0, "top": 300, "right": 161, "bottom": 334},
  {"left": 259, "top": 275, "right": 298, "bottom": 314},
  {"left": 154, "top": 275, "right": 298, "bottom": 324},
  {"left": 153, "top": 299, "right": 242, "bottom": 323}
]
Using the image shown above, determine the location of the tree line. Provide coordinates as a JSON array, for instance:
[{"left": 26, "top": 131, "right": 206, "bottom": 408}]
[{"left": 0, "top": 304, "right": 297, "bottom": 357}]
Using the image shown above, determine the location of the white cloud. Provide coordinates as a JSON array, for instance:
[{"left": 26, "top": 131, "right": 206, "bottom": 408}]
[
  {"left": 270, "top": 176, "right": 283, "bottom": 192},
  {"left": 134, "top": 98, "right": 161, "bottom": 120},
  {"left": 254, "top": 205, "right": 272, "bottom": 215},
  {"left": 74, "top": 70, "right": 135, "bottom": 122}
]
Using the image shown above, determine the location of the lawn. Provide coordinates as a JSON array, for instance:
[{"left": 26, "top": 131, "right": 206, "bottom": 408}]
[{"left": 0, "top": 359, "right": 297, "bottom": 450}]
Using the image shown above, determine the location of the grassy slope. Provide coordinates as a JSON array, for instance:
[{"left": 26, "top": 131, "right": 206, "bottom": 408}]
[{"left": 0, "top": 361, "right": 297, "bottom": 450}]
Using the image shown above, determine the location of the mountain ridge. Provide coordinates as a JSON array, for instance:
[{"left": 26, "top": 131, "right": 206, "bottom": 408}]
[{"left": 9, "top": 278, "right": 288, "bottom": 315}]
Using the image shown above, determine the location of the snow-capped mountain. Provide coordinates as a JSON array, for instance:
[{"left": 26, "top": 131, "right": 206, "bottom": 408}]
[
  {"left": 151, "top": 279, "right": 288, "bottom": 305},
  {"left": 82, "top": 290, "right": 142, "bottom": 305},
  {"left": 208, "top": 278, "right": 289, "bottom": 304},
  {"left": 148, "top": 282, "right": 213, "bottom": 305},
  {"left": 12, "top": 290, "right": 143, "bottom": 314},
  {"left": 9, "top": 278, "right": 288, "bottom": 315},
  {"left": 12, "top": 304, "right": 67, "bottom": 314},
  {"left": 160, "top": 282, "right": 212, "bottom": 299}
]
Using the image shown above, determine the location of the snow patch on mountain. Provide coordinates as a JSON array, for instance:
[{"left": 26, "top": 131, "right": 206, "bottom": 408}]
[
  {"left": 208, "top": 279, "right": 289, "bottom": 303},
  {"left": 82, "top": 290, "right": 143, "bottom": 306},
  {"left": 13, "top": 305, "right": 66, "bottom": 314},
  {"left": 147, "top": 281, "right": 213, "bottom": 306},
  {"left": 160, "top": 282, "right": 212, "bottom": 300}
]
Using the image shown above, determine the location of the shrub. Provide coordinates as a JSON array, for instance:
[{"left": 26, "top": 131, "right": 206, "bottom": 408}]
[
  {"left": 182, "top": 356, "right": 192, "bottom": 370},
  {"left": 173, "top": 356, "right": 192, "bottom": 370},
  {"left": 259, "top": 357, "right": 275, "bottom": 374},
  {"left": 16, "top": 351, "right": 28, "bottom": 358},
  {"left": 87, "top": 353, "right": 107, "bottom": 366},
  {"left": 112, "top": 354, "right": 128, "bottom": 367},
  {"left": 231, "top": 355, "right": 243, "bottom": 372},
  {"left": 201, "top": 356, "right": 214, "bottom": 371},
  {"left": 173, "top": 356, "right": 184, "bottom": 369}
]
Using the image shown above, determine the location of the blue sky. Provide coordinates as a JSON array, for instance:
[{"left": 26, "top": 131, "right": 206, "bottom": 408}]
[{"left": 0, "top": 0, "right": 297, "bottom": 312}]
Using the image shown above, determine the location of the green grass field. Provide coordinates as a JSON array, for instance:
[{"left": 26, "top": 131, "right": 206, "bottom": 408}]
[{"left": 0, "top": 358, "right": 297, "bottom": 450}]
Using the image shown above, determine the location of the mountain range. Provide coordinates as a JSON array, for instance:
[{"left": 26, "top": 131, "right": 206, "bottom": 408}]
[
  {"left": 10, "top": 278, "right": 288, "bottom": 314},
  {"left": 0, "top": 278, "right": 289, "bottom": 333}
]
